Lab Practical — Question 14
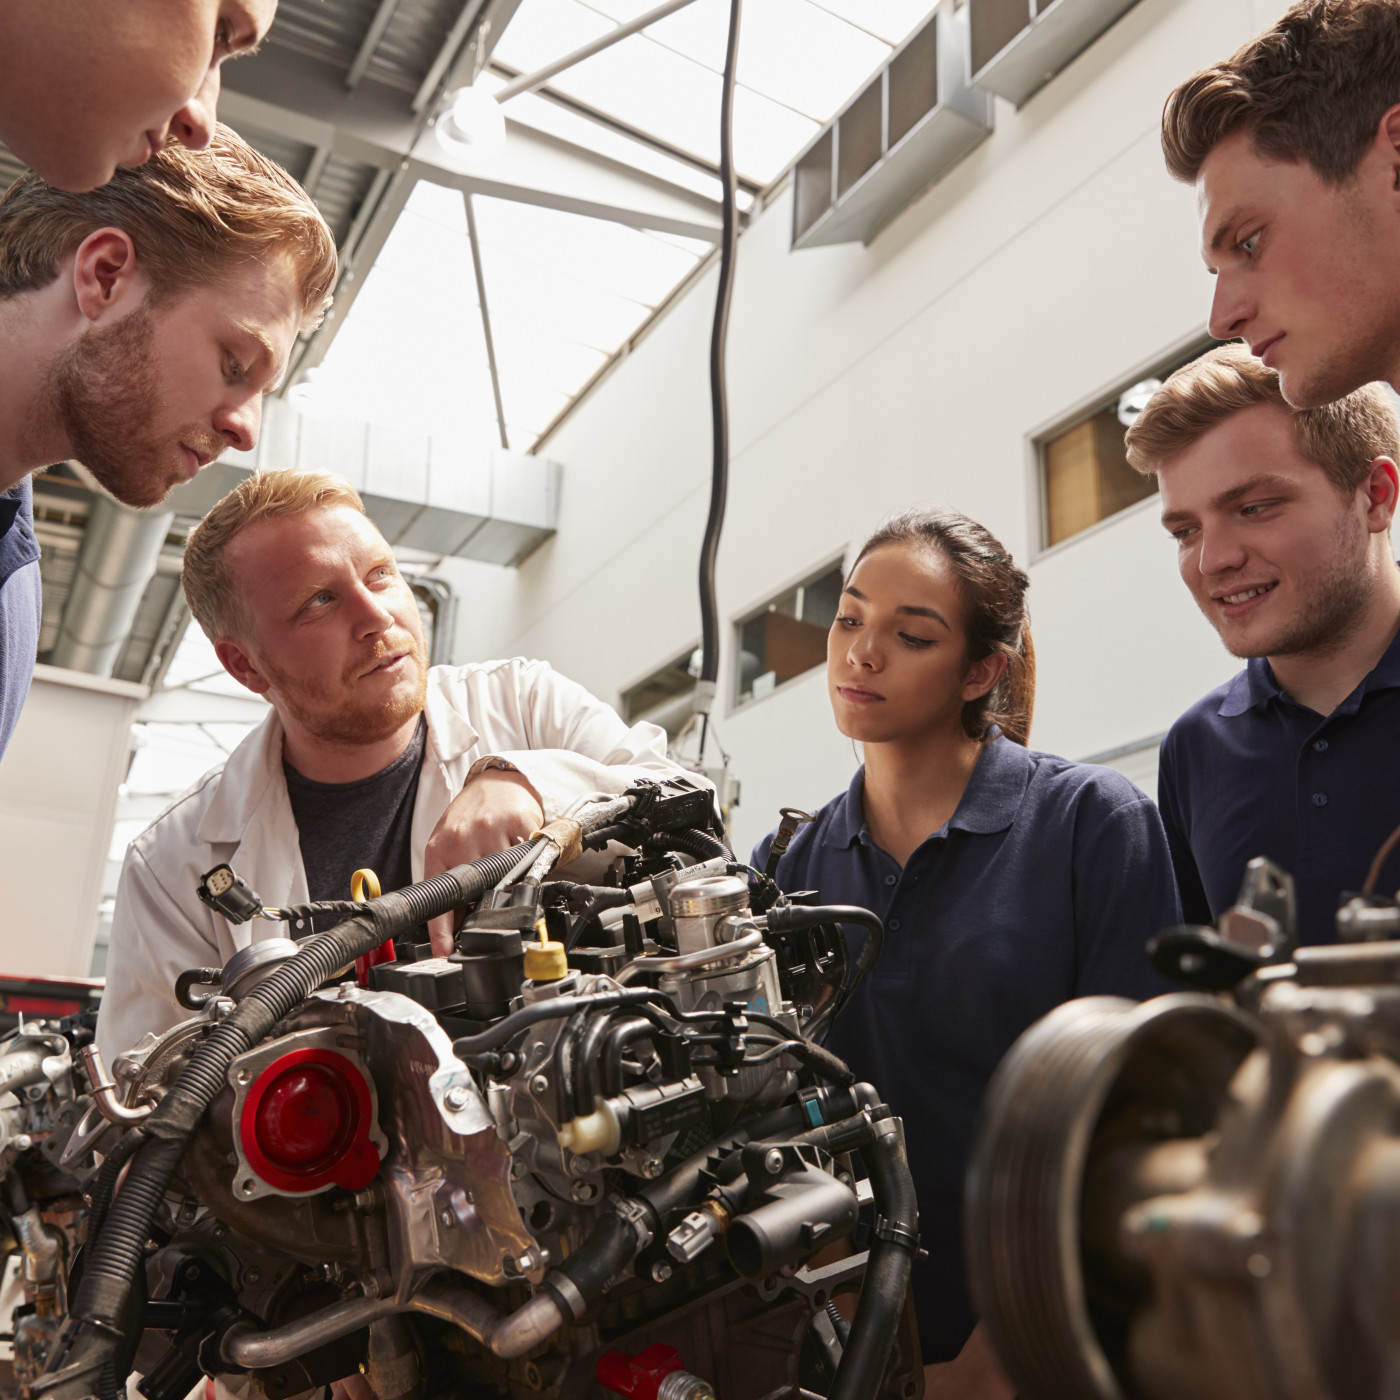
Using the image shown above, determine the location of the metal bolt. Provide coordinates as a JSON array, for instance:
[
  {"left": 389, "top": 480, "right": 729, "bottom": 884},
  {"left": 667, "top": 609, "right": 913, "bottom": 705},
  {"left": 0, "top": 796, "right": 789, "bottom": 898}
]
[
  {"left": 642, "top": 1158, "right": 664, "bottom": 1179},
  {"left": 571, "top": 1180, "right": 599, "bottom": 1203},
  {"left": 510, "top": 1158, "right": 528, "bottom": 1180},
  {"left": 445, "top": 1085, "right": 470, "bottom": 1111},
  {"left": 439, "top": 1208, "right": 456, "bottom": 1229},
  {"left": 651, "top": 1261, "right": 673, "bottom": 1283},
  {"left": 764, "top": 1148, "right": 784, "bottom": 1175},
  {"left": 239, "top": 1179, "right": 256, "bottom": 1196},
  {"left": 530, "top": 1073, "right": 550, "bottom": 1095},
  {"left": 235, "top": 1068, "right": 251, "bottom": 1086},
  {"left": 244, "top": 1268, "right": 261, "bottom": 1286}
]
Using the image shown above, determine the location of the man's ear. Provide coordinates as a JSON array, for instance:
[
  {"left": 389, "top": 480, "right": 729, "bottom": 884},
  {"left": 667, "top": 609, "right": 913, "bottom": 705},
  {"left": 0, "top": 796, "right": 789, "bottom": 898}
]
[
  {"left": 70, "top": 227, "right": 147, "bottom": 323},
  {"left": 1378, "top": 104, "right": 1400, "bottom": 199},
  {"left": 961, "top": 650, "right": 1008, "bottom": 704},
  {"left": 214, "top": 637, "right": 272, "bottom": 697},
  {"left": 1363, "top": 457, "right": 1400, "bottom": 534}
]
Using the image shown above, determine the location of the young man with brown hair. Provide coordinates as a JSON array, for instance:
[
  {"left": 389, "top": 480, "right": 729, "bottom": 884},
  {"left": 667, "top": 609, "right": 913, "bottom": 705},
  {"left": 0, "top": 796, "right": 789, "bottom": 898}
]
[
  {"left": 1162, "top": 0, "right": 1400, "bottom": 409},
  {"left": 0, "top": 0, "right": 277, "bottom": 193},
  {"left": 1125, "top": 343, "right": 1400, "bottom": 938},
  {"left": 97, "top": 470, "right": 708, "bottom": 1059},
  {"left": 0, "top": 124, "right": 336, "bottom": 758}
]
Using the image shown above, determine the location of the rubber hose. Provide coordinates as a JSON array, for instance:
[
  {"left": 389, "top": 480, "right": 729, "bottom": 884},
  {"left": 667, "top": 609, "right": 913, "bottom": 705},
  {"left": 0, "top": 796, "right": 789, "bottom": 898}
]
[
  {"left": 766, "top": 905, "right": 885, "bottom": 1021},
  {"left": 599, "top": 1016, "right": 654, "bottom": 1098},
  {"left": 554, "top": 1008, "right": 591, "bottom": 1123},
  {"left": 452, "top": 987, "right": 677, "bottom": 1057},
  {"left": 643, "top": 828, "right": 733, "bottom": 862},
  {"left": 549, "top": 1207, "right": 640, "bottom": 1313},
  {"left": 563, "top": 888, "right": 632, "bottom": 951},
  {"left": 70, "top": 841, "right": 546, "bottom": 1337},
  {"left": 827, "top": 1115, "right": 919, "bottom": 1400},
  {"left": 83, "top": 1129, "right": 146, "bottom": 1247},
  {"left": 571, "top": 1008, "right": 616, "bottom": 1114},
  {"left": 174, "top": 967, "right": 220, "bottom": 1010}
]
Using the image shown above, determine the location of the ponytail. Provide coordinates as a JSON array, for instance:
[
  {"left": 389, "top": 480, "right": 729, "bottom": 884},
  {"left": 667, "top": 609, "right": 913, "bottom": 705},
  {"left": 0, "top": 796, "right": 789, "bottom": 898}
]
[{"left": 852, "top": 510, "right": 1036, "bottom": 747}]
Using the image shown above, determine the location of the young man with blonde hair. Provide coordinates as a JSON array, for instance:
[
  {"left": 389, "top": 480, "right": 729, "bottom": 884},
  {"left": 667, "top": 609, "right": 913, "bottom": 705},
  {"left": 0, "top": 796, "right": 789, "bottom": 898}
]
[
  {"left": 1163, "top": 0, "right": 1400, "bottom": 408},
  {"left": 0, "top": 0, "right": 277, "bottom": 192},
  {"left": 97, "top": 470, "right": 706, "bottom": 1059},
  {"left": 1125, "top": 342, "right": 1400, "bottom": 938},
  {"left": 0, "top": 125, "right": 336, "bottom": 758}
]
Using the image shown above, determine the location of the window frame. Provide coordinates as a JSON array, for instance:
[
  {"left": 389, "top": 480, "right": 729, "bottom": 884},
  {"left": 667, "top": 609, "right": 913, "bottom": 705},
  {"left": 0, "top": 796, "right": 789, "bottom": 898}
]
[
  {"left": 1028, "top": 332, "right": 1222, "bottom": 561},
  {"left": 730, "top": 552, "right": 849, "bottom": 714}
]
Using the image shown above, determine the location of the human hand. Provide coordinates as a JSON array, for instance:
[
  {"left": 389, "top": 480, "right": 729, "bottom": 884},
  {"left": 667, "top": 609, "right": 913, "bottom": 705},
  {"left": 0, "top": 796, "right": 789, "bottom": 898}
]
[
  {"left": 922, "top": 1324, "right": 1015, "bottom": 1400},
  {"left": 425, "top": 767, "right": 545, "bottom": 955}
]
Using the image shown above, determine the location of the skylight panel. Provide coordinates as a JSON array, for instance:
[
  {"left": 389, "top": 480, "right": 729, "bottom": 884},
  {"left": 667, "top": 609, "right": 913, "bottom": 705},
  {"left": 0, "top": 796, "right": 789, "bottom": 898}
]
[
  {"left": 473, "top": 196, "right": 703, "bottom": 304},
  {"left": 587, "top": 0, "right": 889, "bottom": 122},
  {"left": 807, "top": 0, "right": 935, "bottom": 47}
]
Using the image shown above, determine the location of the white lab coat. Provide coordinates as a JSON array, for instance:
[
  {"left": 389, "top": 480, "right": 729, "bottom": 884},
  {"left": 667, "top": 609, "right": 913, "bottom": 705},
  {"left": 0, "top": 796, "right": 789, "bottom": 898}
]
[{"left": 98, "top": 658, "right": 697, "bottom": 1059}]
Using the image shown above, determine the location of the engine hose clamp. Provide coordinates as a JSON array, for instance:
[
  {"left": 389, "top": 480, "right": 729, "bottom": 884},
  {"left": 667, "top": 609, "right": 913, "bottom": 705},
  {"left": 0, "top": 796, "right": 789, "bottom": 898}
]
[
  {"left": 544, "top": 1271, "right": 589, "bottom": 1322},
  {"left": 872, "top": 1216, "right": 924, "bottom": 1257},
  {"left": 609, "top": 1194, "right": 655, "bottom": 1251}
]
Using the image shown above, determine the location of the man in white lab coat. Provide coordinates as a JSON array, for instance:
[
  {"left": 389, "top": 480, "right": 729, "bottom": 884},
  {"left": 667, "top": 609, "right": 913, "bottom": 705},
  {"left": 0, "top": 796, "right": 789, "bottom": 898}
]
[{"left": 98, "top": 469, "right": 703, "bottom": 1059}]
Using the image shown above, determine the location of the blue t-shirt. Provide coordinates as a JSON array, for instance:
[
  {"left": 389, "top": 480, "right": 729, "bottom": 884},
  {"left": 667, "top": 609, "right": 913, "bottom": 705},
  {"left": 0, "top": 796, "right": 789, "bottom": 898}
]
[
  {"left": 0, "top": 480, "right": 41, "bottom": 761},
  {"left": 753, "top": 735, "right": 1178, "bottom": 1364},
  {"left": 1158, "top": 624, "right": 1400, "bottom": 943}
]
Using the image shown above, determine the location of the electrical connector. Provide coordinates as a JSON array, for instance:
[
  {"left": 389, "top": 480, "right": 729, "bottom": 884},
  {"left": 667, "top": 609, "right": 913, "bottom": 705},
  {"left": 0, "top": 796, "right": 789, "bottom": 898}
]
[{"left": 196, "top": 864, "right": 265, "bottom": 924}]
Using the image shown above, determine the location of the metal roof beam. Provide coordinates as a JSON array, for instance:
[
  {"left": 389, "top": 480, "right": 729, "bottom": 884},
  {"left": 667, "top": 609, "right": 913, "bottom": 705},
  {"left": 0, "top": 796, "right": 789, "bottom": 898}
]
[
  {"left": 221, "top": 48, "right": 724, "bottom": 240},
  {"left": 345, "top": 0, "right": 405, "bottom": 92},
  {"left": 494, "top": 0, "right": 700, "bottom": 102}
]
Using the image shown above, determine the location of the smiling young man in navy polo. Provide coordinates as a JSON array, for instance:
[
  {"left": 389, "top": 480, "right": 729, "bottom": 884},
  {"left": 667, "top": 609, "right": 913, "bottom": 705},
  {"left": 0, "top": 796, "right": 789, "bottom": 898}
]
[{"left": 1126, "top": 343, "right": 1400, "bottom": 939}]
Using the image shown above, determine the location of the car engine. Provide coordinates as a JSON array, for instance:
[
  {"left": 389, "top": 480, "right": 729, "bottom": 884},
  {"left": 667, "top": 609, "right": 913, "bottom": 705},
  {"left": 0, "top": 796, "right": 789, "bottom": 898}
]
[
  {"left": 26, "top": 781, "right": 921, "bottom": 1400},
  {"left": 965, "top": 856, "right": 1400, "bottom": 1400}
]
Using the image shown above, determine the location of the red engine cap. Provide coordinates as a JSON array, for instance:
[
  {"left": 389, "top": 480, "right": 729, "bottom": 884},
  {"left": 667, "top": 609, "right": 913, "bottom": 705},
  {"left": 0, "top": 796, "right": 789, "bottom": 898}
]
[
  {"left": 596, "top": 1345, "right": 684, "bottom": 1400},
  {"left": 240, "top": 1047, "right": 381, "bottom": 1194}
]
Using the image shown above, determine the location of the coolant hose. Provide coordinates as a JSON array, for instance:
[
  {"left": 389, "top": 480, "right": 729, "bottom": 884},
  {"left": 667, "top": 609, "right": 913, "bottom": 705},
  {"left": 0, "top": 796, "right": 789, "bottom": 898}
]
[
  {"left": 642, "top": 828, "right": 733, "bottom": 862},
  {"left": 827, "top": 1111, "right": 919, "bottom": 1400},
  {"left": 766, "top": 905, "right": 885, "bottom": 1021},
  {"left": 38, "top": 839, "right": 549, "bottom": 1398}
]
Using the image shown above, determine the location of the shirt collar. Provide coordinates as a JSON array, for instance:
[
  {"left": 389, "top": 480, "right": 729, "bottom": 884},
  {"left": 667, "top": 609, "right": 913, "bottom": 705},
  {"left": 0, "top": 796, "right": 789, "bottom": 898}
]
[
  {"left": 1218, "top": 620, "right": 1400, "bottom": 718},
  {"left": 824, "top": 734, "right": 1033, "bottom": 850}
]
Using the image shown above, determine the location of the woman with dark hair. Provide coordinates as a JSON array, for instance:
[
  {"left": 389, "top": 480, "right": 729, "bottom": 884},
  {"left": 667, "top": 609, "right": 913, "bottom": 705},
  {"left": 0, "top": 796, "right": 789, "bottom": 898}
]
[{"left": 755, "top": 510, "right": 1178, "bottom": 1397}]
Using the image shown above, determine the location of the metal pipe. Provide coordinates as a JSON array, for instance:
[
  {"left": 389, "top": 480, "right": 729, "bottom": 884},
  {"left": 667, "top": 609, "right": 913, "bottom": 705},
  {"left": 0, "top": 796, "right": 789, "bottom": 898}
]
[
  {"left": 493, "top": 0, "right": 700, "bottom": 102},
  {"left": 48, "top": 492, "right": 174, "bottom": 676},
  {"left": 617, "top": 929, "right": 762, "bottom": 980},
  {"left": 464, "top": 192, "right": 509, "bottom": 451},
  {"left": 346, "top": 0, "right": 405, "bottom": 92},
  {"left": 222, "top": 1281, "right": 565, "bottom": 1368},
  {"left": 76, "top": 1045, "right": 152, "bottom": 1126}
]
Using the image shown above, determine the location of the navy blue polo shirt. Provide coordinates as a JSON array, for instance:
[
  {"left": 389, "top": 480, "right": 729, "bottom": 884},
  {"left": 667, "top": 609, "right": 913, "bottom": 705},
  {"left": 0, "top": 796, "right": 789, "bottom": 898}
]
[
  {"left": 1159, "top": 624, "right": 1400, "bottom": 944},
  {"left": 0, "top": 479, "right": 41, "bottom": 762},
  {"left": 753, "top": 736, "right": 1178, "bottom": 1365}
]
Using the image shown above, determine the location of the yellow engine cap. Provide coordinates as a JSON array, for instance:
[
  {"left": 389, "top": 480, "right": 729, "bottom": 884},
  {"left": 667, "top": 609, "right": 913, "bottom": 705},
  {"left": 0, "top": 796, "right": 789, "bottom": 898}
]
[{"left": 524, "top": 922, "right": 569, "bottom": 982}]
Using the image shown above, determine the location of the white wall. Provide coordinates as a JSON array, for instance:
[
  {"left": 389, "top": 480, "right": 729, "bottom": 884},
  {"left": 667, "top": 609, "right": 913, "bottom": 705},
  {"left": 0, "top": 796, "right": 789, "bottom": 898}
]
[
  {"left": 0, "top": 665, "right": 142, "bottom": 978},
  {"left": 440, "top": 0, "right": 1289, "bottom": 857}
]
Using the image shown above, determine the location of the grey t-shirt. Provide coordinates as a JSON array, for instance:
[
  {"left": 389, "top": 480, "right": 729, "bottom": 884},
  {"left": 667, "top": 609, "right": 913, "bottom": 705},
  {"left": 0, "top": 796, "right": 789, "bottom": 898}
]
[{"left": 284, "top": 716, "right": 427, "bottom": 931}]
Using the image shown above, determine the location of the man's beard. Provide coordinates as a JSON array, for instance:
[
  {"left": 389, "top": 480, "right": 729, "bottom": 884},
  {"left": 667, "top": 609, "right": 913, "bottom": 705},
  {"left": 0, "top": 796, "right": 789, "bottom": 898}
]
[
  {"left": 50, "top": 306, "right": 222, "bottom": 509},
  {"left": 264, "top": 633, "right": 430, "bottom": 748},
  {"left": 1222, "top": 515, "right": 1371, "bottom": 661}
]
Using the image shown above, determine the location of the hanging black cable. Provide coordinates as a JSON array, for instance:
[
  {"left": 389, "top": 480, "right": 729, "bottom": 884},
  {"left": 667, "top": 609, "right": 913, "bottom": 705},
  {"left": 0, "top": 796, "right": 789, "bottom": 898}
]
[{"left": 695, "top": 0, "right": 743, "bottom": 761}]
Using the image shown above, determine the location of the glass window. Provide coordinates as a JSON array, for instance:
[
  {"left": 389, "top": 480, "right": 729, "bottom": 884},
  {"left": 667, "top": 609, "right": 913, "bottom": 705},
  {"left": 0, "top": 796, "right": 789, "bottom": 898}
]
[
  {"left": 1039, "top": 341, "right": 1221, "bottom": 549},
  {"left": 734, "top": 561, "right": 844, "bottom": 706},
  {"left": 622, "top": 648, "right": 699, "bottom": 739}
]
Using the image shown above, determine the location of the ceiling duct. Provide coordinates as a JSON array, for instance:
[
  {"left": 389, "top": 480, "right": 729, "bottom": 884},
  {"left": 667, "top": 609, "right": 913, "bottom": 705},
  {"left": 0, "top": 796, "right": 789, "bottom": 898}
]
[
  {"left": 166, "top": 398, "right": 560, "bottom": 568},
  {"left": 47, "top": 492, "right": 175, "bottom": 677},
  {"left": 790, "top": 1, "right": 992, "bottom": 250},
  {"left": 967, "top": 0, "right": 1144, "bottom": 107}
]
